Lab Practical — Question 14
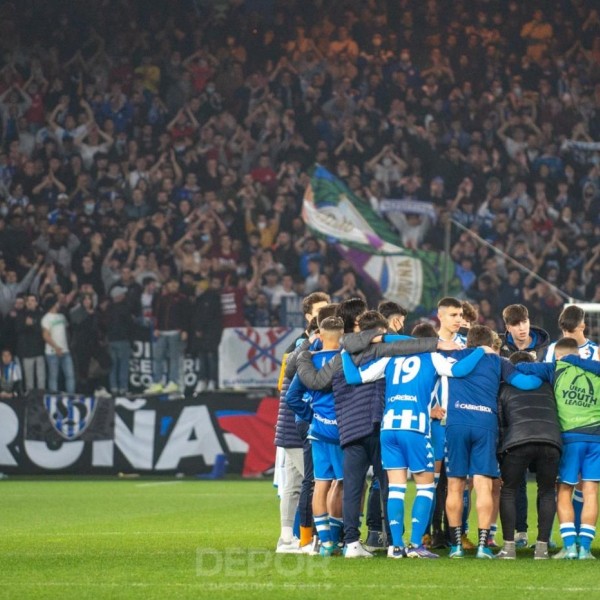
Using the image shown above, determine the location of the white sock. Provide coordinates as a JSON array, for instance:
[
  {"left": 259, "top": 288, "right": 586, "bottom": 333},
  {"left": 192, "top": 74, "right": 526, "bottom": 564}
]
[{"left": 281, "top": 526, "right": 294, "bottom": 543}]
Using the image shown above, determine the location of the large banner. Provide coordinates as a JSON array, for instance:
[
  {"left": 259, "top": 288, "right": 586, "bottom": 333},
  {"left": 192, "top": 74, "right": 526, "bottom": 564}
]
[
  {"left": 303, "top": 166, "right": 461, "bottom": 313},
  {"left": 219, "top": 327, "right": 303, "bottom": 389},
  {"left": 0, "top": 392, "right": 279, "bottom": 477}
]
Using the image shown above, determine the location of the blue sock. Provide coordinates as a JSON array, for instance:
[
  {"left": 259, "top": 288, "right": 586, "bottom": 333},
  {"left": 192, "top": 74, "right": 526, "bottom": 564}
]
[
  {"left": 573, "top": 489, "right": 584, "bottom": 534},
  {"left": 329, "top": 516, "right": 343, "bottom": 544},
  {"left": 489, "top": 523, "right": 497, "bottom": 541},
  {"left": 387, "top": 484, "right": 406, "bottom": 548},
  {"left": 559, "top": 522, "right": 577, "bottom": 548},
  {"left": 410, "top": 484, "right": 435, "bottom": 547},
  {"left": 314, "top": 513, "right": 332, "bottom": 545},
  {"left": 579, "top": 524, "right": 596, "bottom": 551},
  {"left": 462, "top": 486, "right": 470, "bottom": 533},
  {"left": 293, "top": 507, "right": 300, "bottom": 539}
]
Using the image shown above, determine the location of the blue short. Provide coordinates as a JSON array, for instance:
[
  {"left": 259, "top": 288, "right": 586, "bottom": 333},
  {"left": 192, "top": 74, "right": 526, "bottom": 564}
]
[
  {"left": 312, "top": 439, "right": 344, "bottom": 481},
  {"left": 430, "top": 420, "right": 446, "bottom": 462},
  {"left": 559, "top": 441, "right": 600, "bottom": 485},
  {"left": 445, "top": 425, "right": 499, "bottom": 478},
  {"left": 381, "top": 429, "right": 434, "bottom": 473}
]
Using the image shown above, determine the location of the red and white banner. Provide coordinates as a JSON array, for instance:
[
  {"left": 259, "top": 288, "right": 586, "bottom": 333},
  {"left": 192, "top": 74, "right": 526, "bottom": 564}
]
[{"left": 219, "top": 327, "right": 303, "bottom": 389}]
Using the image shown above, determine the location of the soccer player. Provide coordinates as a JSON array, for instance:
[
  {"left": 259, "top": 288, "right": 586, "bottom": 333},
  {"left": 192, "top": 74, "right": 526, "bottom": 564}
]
[
  {"left": 515, "top": 338, "right": 600, "bottom": 560},
  {"left": 499, "top": 304, "right": 550, "bottom": 360},
  {"left": 444, "top": 325, "right": 542, "bottom": 559},
  {"left": 437, "top": 297, "right": 467, "bottom": 347},
  {"left": 499, "top": 303, "right": 550, "bottom": 548},
  {"left": 274, "top": 291, "right": 329, "bottom": 553},
  {"left": 544, "top": 305, "right": 599, "bottom": 362},
  {"left": 343, "top": 320, "right": 491, "bottom": 558},
  {"left": 543, "top": 304, "right": 598, "bottom": 541},
  {"left": 286, "top": 316, "right": 345, "bottom": 556},
  {"left": 377, "top": 300, "right": 407, "bottom": 334},
  {"left": 435, "top": 297, "right": 470, "bottom": 547},
  {"left": 496, "top": 352, "right": 562, "bottom": 560}
]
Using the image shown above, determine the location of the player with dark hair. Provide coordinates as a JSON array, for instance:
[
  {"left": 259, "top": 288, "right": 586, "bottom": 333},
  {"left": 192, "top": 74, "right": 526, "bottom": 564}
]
[
  {"left": 543, "top": 305, "right": 599, "bottom": 550},
  {"left": 274, "top": 292, "right": 330, "bottom": 553},
  {"left": 437, "top": 297, "right": 467, "bottom": 347},
  {"left": 496, "top": 351, "right": 562, "bottom": 560},
  {"left": 500, "top": 304, "right": 550, "bottom": 361},
  {"left": 444, "top": 325, "right": 542, "bottom": 559},
  {"left": 377, "top": 300, "right": 407, "bottom": 333},
  {"left": 336, "top": 297, "right": 368, "bottom": 334},
  {"left": 545, "top": 305, "right": 598, "bottom": 362},
  {"left": 514, "top": 338, "right": 600, "bottom": 560},
  {"left": 435, "top": 297, "right": 470, "bottom": 547},
  {"left": 286, "top": 316, "right": 345, "bottom": 556},
  {"left": 499, "top": 303, "right": 550, "bottom": 548}
]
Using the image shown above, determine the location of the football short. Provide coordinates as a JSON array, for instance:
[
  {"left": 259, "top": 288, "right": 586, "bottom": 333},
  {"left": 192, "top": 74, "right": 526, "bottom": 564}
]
[
  {"left": 445, "top": 425, "right": 499, "bottom": 478},
  {"left": 559, "top": 441, "right": 600, "bottom": 485},
  {"left": 381, "top": 429, "right": 434, "bottom": 473},
  {"left": 312, "top": 439, "right": 344, "bottom": 481},
  {"left": 430, "top": 419, "right": 446, "bottom": 462}
]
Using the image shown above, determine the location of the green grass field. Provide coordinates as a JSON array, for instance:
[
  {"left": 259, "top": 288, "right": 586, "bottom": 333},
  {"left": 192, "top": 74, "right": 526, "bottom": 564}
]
[{"left": 0, "top": 478, "right": 598, "bottom": 600}]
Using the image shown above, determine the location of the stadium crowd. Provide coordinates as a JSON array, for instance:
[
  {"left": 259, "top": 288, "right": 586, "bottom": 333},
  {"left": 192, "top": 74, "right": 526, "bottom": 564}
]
[{"left": 0, "top": 0, "right": 599, "bottom": 395}]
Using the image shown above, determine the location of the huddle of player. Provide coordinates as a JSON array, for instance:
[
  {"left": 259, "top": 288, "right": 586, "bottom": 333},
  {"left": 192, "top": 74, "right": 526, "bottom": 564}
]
[{"left": 274, "top": 292, "right": 600, "bottom": 560}]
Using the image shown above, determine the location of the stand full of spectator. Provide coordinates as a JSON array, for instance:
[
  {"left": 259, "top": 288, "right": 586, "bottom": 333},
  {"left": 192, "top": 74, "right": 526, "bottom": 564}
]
[
  {"left": 145, "top": 279, "right": 190, "bottom": 394},
  {"left": 41, "top": 294, "right": 75, "bottom": 394},
  {"left": 15, "top": 294, "right": 45, "bottom": 391}
]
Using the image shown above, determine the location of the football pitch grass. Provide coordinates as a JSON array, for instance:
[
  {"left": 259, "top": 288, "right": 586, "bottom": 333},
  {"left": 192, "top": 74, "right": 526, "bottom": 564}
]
[{"left": 0, "top": 479, "right": 599, "bottom": 600}]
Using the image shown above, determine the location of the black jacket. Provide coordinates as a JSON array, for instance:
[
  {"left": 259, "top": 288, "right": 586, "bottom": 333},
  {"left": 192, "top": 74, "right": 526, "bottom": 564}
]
[
  {"left": 104, "top": 301, "right": 134, "bottom": 343},
  {"left": 499, "top": 325, "right": 550, "bottom": 361},
  {"left": 190, "top": 289, "right": 223, "bottom": 353},
  {"left": 274, "top": 337, "right": 310, "bottom": 449},
  {"left": 497, "top": 381, "right": 562, "bottom": 454},
  {"left": 153, "top": 292, "right": 191, "bottom": 332},
  {"left": 15, "top": 309, "right": 45, "bottom": 358}
]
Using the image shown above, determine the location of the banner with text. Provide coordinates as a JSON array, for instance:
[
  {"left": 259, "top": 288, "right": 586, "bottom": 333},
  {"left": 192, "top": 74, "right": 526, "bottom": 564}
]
[
  {"left": 0, "top": 392, "right": 278, "bottom": 477},
  {"left": 218, "top": 327, "right": 303, "bottom": 389}
]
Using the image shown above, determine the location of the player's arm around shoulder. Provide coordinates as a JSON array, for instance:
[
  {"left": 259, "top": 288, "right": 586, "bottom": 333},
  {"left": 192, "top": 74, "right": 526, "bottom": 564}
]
[
  {"left": 562, "top": 354, "right": 600, "bottom": 376},
  {"left": 296, "top": 350, "right": 339, "bottom": 390}
]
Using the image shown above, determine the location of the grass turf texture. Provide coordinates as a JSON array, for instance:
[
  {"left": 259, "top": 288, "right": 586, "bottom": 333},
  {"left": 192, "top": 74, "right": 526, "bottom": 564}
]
[{"left": 0, "top": 479, "right": 597, "bottom": 600}]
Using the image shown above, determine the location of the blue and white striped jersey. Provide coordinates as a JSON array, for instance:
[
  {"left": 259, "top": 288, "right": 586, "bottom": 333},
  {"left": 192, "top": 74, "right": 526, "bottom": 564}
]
[{"left": 544, "top": 339, "right": 599, "bottom": 362}]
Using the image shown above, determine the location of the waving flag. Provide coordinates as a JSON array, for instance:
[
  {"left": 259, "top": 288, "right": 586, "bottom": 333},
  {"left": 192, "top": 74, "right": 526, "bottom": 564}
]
[{"left": 303, "top": 166, "right": 459, "bottom": 312}]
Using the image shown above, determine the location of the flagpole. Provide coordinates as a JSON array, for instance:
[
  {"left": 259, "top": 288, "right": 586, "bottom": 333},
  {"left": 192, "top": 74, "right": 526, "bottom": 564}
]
[
  {"left": 442, "top": 218, "right": 451, "bottom": 296},
  {"left": 450, "top": 218, "right": 576, "bottom": 303}
]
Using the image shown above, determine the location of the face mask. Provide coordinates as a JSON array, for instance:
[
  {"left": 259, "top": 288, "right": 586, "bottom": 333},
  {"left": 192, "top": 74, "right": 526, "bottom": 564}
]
[
  {"left": 258, "top": 221, "right": 267, "bottom": 230},
  {"left": 84, "top": 203, "right": 95, "bottom": 215}
]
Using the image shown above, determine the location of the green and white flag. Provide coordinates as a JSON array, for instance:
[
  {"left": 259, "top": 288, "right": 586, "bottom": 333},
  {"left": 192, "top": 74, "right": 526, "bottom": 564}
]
[{"left": 303, "top": 166, "right": 459, "bottom": 312}]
